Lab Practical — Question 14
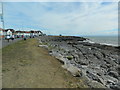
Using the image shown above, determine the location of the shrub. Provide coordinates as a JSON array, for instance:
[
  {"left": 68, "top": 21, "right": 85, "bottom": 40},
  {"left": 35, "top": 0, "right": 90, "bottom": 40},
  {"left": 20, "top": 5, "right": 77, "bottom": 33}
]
[{"left": 67, "top": 56, "right": 73, "bottom": 60}]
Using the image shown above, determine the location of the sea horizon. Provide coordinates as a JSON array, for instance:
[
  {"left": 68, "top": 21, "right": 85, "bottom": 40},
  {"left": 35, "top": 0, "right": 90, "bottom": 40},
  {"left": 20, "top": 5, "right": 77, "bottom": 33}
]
[{"left": 84, "top": 36, "right": 118, "bottom": 46}]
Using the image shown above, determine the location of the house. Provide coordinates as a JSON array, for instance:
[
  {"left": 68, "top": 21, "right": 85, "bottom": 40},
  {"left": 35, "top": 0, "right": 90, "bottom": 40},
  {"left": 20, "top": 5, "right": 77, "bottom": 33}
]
[
  {"left": 37, "top": 31, "right": 43, "bottom": 36},
  {"left": 15, "top": 31, "right": 22, "bottom": 36},
  {"left": 22, "top": 31, "right": 31, "bottom": 36},
  {"left": 12, "top": 30, "right": 43, "bottom": 38},
  {"left": 5, "top": 29, "right": 15, "bottom": 36},
  {"left": 33, "top": 31, "right": 43, "bottom": 36},
  {"left": 0, "top": 28, "right": 15, "bottom": 39},
  {"left": 15, "top": 31, "right": 31, "bottom": 37},
  {"left": 30, "top": 30, "right": 35, "bottom": 37},
  {"left": 0, "top": 29, "right": 44, "bottom": 39},
  {"left": 23, "top": 31, "right": 31, "bottom": 36}
]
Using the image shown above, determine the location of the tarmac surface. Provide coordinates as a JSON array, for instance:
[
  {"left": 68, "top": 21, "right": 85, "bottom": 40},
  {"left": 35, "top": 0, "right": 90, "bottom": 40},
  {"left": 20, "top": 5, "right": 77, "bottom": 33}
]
[{"left": 0, "top": 38, "right": 23, "bottom": 48}]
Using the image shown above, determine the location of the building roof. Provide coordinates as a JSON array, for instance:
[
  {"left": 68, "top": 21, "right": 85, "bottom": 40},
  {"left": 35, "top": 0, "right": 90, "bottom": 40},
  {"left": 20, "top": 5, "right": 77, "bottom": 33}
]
[
  {"left": 1, "top": 29, "right": 43, "bottom": 34},
  {"left": 5, "top": 29, "right": 15, "bottom": 32}
]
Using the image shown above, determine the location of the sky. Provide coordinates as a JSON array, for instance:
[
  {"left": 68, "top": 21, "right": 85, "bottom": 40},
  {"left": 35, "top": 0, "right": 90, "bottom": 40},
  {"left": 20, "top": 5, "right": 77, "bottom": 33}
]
[{"left": 0, "top": 2, "right": 118, "bottom": 36}]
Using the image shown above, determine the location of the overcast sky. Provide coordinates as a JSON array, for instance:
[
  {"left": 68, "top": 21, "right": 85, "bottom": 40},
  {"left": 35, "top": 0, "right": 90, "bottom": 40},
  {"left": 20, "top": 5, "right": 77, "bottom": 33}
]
[{"left": 0, "top": 2, "right": 118, "bottom": 36}]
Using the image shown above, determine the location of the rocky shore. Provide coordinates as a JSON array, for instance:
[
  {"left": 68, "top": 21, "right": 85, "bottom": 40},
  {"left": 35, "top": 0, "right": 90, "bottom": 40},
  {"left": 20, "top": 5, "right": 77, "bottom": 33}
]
[{"left": 38, "top": 36, "right": 120, "bottom": 89}]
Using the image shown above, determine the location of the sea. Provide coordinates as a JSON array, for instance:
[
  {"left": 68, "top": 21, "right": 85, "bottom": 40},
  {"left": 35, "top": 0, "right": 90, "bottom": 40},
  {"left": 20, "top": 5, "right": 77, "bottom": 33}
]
[{"left": 83, "top": 36, "right": 119, "bottom": 47}]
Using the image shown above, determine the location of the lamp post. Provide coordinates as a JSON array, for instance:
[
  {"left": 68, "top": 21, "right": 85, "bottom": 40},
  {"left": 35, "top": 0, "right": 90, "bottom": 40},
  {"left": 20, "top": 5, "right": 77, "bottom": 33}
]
[{"left": 1, "top": 2, "right": 4, "bottom": 29}]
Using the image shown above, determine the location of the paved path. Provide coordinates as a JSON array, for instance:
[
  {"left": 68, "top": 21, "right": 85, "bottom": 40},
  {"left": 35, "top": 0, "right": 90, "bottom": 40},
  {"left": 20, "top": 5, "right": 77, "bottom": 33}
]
[{"left": 0, "top": 38, "right": 23, "bottom": 48}]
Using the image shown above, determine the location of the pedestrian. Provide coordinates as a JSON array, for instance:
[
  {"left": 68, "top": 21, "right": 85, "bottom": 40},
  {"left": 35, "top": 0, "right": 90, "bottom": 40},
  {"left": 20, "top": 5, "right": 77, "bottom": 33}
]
[
  {"left": 6, "top": 35, "right": 10, "bottom": 42},
  {"left": 24, "top": 35, "right": 26, "bottom": 40},
  {"left": 32, "top": 35, "right": 34, "bottom": 38},
  {"left": 11, "top": 35, "right": 15, "bottom": 41},
  {"left": 22, "top": 35, "right": 24, "bottom": 38}
]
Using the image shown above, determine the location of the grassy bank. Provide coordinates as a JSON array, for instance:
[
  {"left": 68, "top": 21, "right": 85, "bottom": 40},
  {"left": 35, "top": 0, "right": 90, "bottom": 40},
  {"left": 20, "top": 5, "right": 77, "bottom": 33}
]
[{"left": 2, "top": 38, "right": 88, "bottom": 88}]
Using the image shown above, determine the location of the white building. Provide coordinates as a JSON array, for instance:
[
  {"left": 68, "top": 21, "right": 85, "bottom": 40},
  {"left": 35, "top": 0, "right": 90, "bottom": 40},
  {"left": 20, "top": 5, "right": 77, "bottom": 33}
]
[{"left": 5, "top": 29, "right": 15, "bottom": 36}]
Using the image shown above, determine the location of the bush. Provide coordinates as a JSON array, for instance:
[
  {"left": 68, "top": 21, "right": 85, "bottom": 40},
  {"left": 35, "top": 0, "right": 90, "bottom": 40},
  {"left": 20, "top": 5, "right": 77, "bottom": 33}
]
[{"left": 67, "top": 56, "right": 73, "bottom": 60}]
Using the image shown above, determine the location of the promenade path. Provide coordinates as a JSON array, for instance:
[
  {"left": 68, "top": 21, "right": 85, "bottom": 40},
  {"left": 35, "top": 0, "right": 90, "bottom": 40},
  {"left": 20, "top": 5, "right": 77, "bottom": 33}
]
[
  {"left": 1, "top": 38, "right": 22, "bottom": 48},
  {"left": 2, "top": 39, "right": 87, "bottom": 88}
]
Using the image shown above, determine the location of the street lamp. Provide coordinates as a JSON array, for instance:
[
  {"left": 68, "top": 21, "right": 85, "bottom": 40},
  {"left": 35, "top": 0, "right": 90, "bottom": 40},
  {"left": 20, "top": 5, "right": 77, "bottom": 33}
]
[{"left": 0, "top": 2, "right": 4, "bottom": 29}]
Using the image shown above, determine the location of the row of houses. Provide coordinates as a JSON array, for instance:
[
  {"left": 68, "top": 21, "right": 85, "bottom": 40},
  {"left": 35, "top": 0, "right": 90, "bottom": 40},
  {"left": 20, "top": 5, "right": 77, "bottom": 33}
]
[{"left": 0, "top": 28, "right": 44, "bottom": 38}]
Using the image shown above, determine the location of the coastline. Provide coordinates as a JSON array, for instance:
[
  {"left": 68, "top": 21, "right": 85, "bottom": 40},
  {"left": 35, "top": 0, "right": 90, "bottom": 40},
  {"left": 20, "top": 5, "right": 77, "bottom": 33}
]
[
  {"left": 83, "top": 39, "right": 119, "bottom": 47},
  {"left": 38, "top": 35, "right": 120, "bottom": 89},
  {"left": 84, "top": 36, "right": 118, "bottom": 47}
]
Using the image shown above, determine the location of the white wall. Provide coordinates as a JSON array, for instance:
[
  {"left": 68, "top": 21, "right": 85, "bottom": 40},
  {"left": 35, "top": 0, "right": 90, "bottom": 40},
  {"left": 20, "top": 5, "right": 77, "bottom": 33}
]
[
  {"left": 24, "top": 33, "right": 30, "bottom": 36},
  {"left": 6, "top": 30, "right": 12, "bottom": 36}
]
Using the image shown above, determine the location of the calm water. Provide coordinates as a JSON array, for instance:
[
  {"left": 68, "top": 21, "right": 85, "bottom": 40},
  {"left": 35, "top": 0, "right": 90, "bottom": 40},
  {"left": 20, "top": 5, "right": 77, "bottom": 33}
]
[{"left": 84, "top": 36, "right": 118, "bottom": 46}]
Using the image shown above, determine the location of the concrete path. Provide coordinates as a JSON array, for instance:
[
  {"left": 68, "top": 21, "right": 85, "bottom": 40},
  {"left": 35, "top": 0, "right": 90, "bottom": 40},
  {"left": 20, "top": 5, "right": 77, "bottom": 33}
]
[{"left": 1, "top": 38, "right": 22, "bottom": 48}]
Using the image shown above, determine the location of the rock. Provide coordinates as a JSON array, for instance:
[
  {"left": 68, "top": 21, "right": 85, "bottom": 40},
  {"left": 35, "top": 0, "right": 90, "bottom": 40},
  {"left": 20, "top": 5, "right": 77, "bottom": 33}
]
[
  {"left": 107, "top": 80, "right": 116, "bottom": 85},
  {"left": 55, "top": 55, "right": 66, "bottom": 64},
  {"left": 108, "top": 71, "right": 119, "bottom": 79},
  {"left": 38, "top": 45, "right": 48, "bottom": 49},
  {"left": 106, "top": 64, "right": 112, "bottom": 68},
  {"left": 97, "top": 73, "right": 102, "bottom": 76},
  {"left": 39, "top": 39, "right": 42, "bottom": 44},
  {"left": 38, "top": 36, "right": 119, "bottom": 89},
  {"left": 100, "top": 64, "right": 108, "bottom": 69},
  {"left": 49, "top": 50, "right": 52, "bottom": 54},
  {"left": 104, "top": 59, "right": 115, "bottom": 65},
  {"left": 93, "top": 52, "right": 103, "bottom": 59},
  {"left": 78, "top": 60, "right": 89, "bottom": 65},
  {"left": 105, "top": 75, "right": 118, "bottom": 84},
  {"left": 67, "top": 65, "right": 82, "bottom": 77},
  {"left": 110, "top": 82, "right": 120, "bottom": 90},
  {"left": 88, "top": 80, "right": 106, "bottom": 88},
  {"left": 86, "top": 71, "right": 105, "bottom": 85}
]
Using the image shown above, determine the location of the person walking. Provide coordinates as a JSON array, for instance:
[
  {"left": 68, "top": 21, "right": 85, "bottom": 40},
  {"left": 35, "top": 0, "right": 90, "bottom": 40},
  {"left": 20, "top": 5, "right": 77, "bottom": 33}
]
[
  {"left": 11, "top": 35, "right": 15, "bottom": 41},
  {"left": 22, "top": 35, "right": 24, "bottom": 38},
  {"left": 6, "top": 35, "right": 10, "bottom": 42},
  {"left": 24, "top": 35, "right": 26, "bottom": 40}
]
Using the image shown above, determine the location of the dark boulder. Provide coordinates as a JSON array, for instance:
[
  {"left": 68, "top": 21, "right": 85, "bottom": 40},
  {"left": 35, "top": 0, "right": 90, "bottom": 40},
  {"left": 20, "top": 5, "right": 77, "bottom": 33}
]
[
  {"left": 86, "top": 71, "right": 105, "bottom": 85},
  {"left": 110, "top": 82, "right": 120, "bottom": 90},
  {"left": 108, "top": 71, "right": 119, "bottom": 79}
]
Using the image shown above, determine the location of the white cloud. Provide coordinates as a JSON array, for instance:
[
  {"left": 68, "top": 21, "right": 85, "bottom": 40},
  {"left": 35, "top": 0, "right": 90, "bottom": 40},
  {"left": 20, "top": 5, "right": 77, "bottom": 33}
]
[
  {"left": 31, "top": 2, "right": 118, "bottom": 35},
  {"left": 3, "top": 2, "right": 118, "bottom": 36},
  {"left": 1, "top": 0, "right": 119, "bottom": 2}
]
